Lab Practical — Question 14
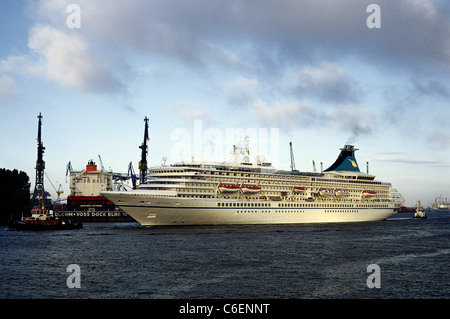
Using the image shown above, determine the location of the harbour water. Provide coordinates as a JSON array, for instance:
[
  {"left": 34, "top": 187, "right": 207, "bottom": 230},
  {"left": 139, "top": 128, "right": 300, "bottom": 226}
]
[{"left": 1, "top": 211, "right": 450, "bottom": 300}]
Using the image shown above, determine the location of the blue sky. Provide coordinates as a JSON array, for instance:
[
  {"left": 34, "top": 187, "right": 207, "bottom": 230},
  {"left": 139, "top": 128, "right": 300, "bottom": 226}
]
[{"left": 1, "top": 0, "right": 450, "bottom": 206}]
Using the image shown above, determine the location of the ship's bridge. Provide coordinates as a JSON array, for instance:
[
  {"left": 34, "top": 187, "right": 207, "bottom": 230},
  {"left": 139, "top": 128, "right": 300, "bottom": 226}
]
[{"left": 323, "top": 170, "right": 376, "bottom": 181}]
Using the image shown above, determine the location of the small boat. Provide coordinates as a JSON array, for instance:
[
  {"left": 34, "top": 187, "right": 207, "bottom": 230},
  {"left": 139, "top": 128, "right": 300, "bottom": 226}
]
[
  {"left": 362, "top": 190, "right": 377, "bottom": 197},
  {"left": 240, "top": 183, "right": 261, "bottom": 194},
  {"left": 335, "top": 189, "right": 349, "bottom": 197},
  {"left": 218, "top": 183, "right": 240, "bottom": 193},
  {"left": 319, "top": 188, "right": 334, "bottom": 196},
  {"left": 8, "top": 208, "right": 83, "bottom": 230},
  {"left": 293, "top": 186, "right": 306, "bottom": 193},
  {"left": 414, "top": 200, "right": 427, "bottom": 219}
]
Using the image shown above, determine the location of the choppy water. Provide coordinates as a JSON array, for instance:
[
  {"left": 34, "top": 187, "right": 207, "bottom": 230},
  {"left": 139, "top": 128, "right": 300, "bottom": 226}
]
[{"left": 1, "top": 212, "right": 450, "bottom": 300}]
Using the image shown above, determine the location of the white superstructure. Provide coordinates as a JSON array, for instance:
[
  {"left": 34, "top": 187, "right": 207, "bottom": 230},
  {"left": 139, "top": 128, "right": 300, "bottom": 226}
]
[
  {"left": 69, "top": 160, "right": 113, "bottom": 196},
  {"left": 101, "top": 142, "right": 401, "bottom": 226}
]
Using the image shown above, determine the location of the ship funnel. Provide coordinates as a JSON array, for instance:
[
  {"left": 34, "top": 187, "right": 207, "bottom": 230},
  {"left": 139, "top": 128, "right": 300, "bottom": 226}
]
[{"left": 323, "top": 145, "right": 360, "bottom": 172}]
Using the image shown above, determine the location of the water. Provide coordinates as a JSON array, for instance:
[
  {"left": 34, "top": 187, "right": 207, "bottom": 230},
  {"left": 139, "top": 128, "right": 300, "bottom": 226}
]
[{"left": 1, "top": 212, "right": 450, "bottom": 299}]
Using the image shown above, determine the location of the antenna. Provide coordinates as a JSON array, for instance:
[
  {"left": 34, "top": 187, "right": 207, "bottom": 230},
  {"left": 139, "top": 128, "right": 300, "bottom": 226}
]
[{"left": 289, "top": 142, "right": 296, "bottom": 171}]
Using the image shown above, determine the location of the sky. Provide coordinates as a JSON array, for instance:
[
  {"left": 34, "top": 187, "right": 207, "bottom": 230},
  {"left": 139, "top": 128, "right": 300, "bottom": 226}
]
[{"left": 1, "top": 0, "right": 450, "bottom": 206}]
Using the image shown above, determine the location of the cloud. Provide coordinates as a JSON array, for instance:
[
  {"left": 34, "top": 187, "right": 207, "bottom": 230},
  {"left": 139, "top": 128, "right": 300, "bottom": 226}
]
[
  {"left": 28, "top": 0, "right": 450, "bottom": 81},
  {"left": 26, "top": 24, "right": 125, "bottom": 94},
  {"left": 0, "top": 75, "right": 19, "bottom": 101},
  {"left": 373, "top": 151, "right": 443, "bottom": 165},
  {"left": 0, "top": 56, "right": 30, "bottom": 73},
  {"left": 326, "top": 104, "right": 376, "bottom": 144},
  {"left": 286, "top": 63, "right": 362, "bottom": 103},
  {"left": 252, "top": 99, "right": 319, "bottom": 129},
  {"left": 33, "top": 0, "right": 246, "bottom": 71},
  {"left": 122, "top": 104, "right": 137, "bottom": 113},
  {"left": 427, "top": 131, "right": 450, "bottom": 149},
  {"left": 219, "top": 77, "right": 260, "bottom": 106},
  {"left": 171, "top": 101, "right": 212, "bottom": 122},
  {"left": 411, "top": 78, "right": 450, "bottom": 99},
  {"left": 252, "top": 98, "right": 376, "bottom": 142}
]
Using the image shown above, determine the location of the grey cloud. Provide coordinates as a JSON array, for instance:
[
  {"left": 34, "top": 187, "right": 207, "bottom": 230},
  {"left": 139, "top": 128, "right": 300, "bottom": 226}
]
[
  {"left": 427, "top": 131, "right": 450, "bottom": 149},
  {"left": 25, "top": 0, "right": 450, "bottom": 107},
  {"left": 122, "top": 104, "right": 137, "bottom": 113},
  {"left": 218, "top": 77, "right": 261, "bottom": 106},
  {"left": 34, "top": 0, "right": 450, "bottom": 76},
  {"left": 411, "top": 79, "right": 450, "bottom": 99},
  {"left": 287, "top": 63, "right": 362, "bottom": 103}
]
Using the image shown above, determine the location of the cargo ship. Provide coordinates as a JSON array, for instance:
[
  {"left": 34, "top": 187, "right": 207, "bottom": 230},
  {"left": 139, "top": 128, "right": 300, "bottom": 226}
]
[
  {"left": 431, "top": 195, "right": 450, "bottom": 213},
  {"left": 101, "top": 141, "right": 402, "bottom": 226},
  {"left": 57, "top": 160, "right": 133, "bottom": 222}
]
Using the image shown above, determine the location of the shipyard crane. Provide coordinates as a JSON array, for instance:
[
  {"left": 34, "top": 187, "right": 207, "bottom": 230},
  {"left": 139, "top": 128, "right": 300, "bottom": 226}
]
[
  {"left": 31, "top": 113, "right": 46, "bottom": 209},
  {"left": 65, "top": 161, "right": 73, "bottom": 174},
  {"left": 128, "top": 162, "right": 137, "bottom": 189},
  {"left": 139, "top": 116, "right": 149, "bottom": 185},
  {"left": 45, "top": 172, "right": 64, "bottom": 203},
  {"left": 65, "top": 161, "right": 73, "bottom": 178}
]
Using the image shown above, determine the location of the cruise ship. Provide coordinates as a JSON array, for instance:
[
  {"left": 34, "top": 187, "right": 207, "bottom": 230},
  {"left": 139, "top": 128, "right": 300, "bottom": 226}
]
[{"left": 101, "top": 142, "right": 401, "bottom": 226}]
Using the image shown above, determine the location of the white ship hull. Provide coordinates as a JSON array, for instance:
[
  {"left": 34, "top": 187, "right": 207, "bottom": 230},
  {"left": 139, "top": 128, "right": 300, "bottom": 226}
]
[{"left": 102, "top": 190, "right": 398, "bottom": 226}]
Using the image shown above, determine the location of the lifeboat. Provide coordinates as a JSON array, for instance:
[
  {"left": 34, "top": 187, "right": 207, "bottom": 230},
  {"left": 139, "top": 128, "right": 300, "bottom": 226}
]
[
  {"left": 319, "top": 188, "right": 335, "bottom": 196},
  {"left": 362, "top": 190, "right": 377, "bottom": 197},
  {"left": 218, "top": 183, "right": 240, "bottom": 193},
  {"left": 293, "top": 186, "right": 306, "bottom": 193},
  {"left": 335, "top": 189, "right": 349, "bottom": 197},
  {"left": 240, "top": 184, "right": 261, "bottom": 194}
]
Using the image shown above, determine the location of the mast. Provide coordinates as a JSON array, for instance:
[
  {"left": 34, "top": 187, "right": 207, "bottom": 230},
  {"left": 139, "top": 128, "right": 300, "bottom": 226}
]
[
  {"left": 31, "top": 113, "right": 46, "bottom": 209},
  {"left": 138, "top": 116, "right": 149, "bottom": 185},
  {"left": 289, "top": 142, "right": 296, "bottom": 172}
]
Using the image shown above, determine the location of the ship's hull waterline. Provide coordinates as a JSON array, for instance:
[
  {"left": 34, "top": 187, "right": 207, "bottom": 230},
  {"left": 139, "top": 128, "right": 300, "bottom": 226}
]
[{"left": 102, "top": 191, "right": 398, "bottom": 226}]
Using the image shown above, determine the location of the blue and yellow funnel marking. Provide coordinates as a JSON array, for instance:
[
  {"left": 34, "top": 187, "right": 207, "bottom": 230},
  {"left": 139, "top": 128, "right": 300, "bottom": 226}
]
[{"left": 324, "top": 145, "right": 360, "bottom": 172}]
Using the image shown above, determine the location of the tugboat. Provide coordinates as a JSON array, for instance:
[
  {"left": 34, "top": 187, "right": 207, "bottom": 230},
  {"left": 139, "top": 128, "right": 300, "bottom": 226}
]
[
  {"left": 8, "top": 207, "right": 83, "bottom": 230},
  {"left": 414, "top": 200, "right": 427, "bottom": 219}
]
